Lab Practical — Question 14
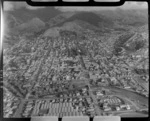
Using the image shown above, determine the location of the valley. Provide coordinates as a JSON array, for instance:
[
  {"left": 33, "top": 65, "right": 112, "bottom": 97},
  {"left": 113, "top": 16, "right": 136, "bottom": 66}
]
[{"left": 2, "top": 6, "right": 149, "bottom": 118}]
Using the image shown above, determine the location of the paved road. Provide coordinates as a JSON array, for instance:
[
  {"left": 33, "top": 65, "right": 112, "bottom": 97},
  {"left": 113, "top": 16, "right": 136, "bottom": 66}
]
[
  {"left": 116, "top": 112, "right": 148, "bottom": 117},
  {"left": 133, "top": 76, "right": 149, "bottom": 92},
  {"left": 78, "top": 54, "right": 102, "bottom": 116},
  {"left": 88, "top": 83, "right": 101, "bottom": 116},
  {"left": 13, "top": 99, "right": 26, "bottom": 117},
  {"left": 113, "top": 94, "right": 140, "bottom": 110},
  {"left": 24, "top": 95, "right": 90, "bottom": 101},
  {"left": 108, "top": 86, "right": 148, "bottom": 105},
  {"left": 112, "top": 109, "right": 135, "bottom": 115},
  {"left": 25, "top": 44, "right": 53, "bottom": 99},
  {"left": 92, "top": 86, "right": 148, "bottom": 110},
  {"left": 25, "top": 58, "right": 44, "bottom": 99}
]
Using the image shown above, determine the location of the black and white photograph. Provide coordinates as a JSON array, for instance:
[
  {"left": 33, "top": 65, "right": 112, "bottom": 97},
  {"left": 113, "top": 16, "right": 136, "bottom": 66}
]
[{"left": 2, "top": 1, "right": 149, "bottom": 118}]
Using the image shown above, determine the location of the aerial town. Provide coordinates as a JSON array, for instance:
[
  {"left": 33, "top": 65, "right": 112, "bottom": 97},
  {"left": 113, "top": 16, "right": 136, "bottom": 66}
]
[{"left": 2, "top": 2, "right": 149, "bottom": 118}]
